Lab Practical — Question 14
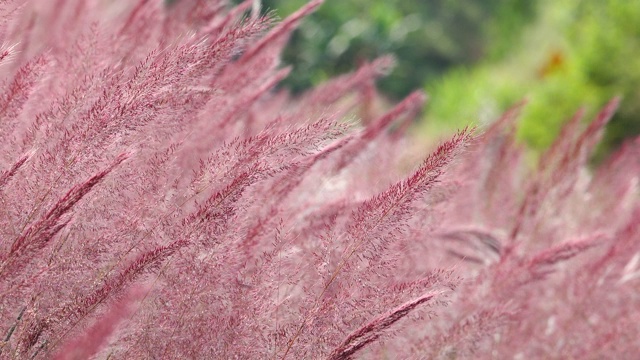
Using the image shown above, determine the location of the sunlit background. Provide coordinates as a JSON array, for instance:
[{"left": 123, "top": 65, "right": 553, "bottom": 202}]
[{"left": 231, "top": 0, "right": 640, "bottom": 160}]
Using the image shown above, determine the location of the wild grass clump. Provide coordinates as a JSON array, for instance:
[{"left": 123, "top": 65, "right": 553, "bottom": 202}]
[{"left": 0, "top": 1, "right": 638, "bottom": 359}]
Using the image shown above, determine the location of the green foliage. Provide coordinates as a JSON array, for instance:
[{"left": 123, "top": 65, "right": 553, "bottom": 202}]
[
  {"left": 570, "top": 0, "right": 640, "bottom": 156},
  {"left": 423, "top": 66, "right": 519, "bottom": 134},
  {"left": 260, "top": 0, "right": 535, "bottom": 99},
  {"left": 424, "top": 0, "right": 640, "bottom": 155}
]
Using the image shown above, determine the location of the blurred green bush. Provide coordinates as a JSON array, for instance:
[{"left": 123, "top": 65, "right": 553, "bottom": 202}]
[
  {"left": 425, "top": 0, "right": 640, "bottom": 157},
  {"left": 257, "top": 0, "right": 535, "bottom": 99}
]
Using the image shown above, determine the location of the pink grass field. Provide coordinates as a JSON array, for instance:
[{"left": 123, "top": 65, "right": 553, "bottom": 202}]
[{"left": 0, "top": 1, "right": 639, "bottom": 358}]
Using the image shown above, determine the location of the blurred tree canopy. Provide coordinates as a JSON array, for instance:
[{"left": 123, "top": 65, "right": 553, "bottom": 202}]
[{"left": 255, "top": 0, "right": 536, "bottom": 99}]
